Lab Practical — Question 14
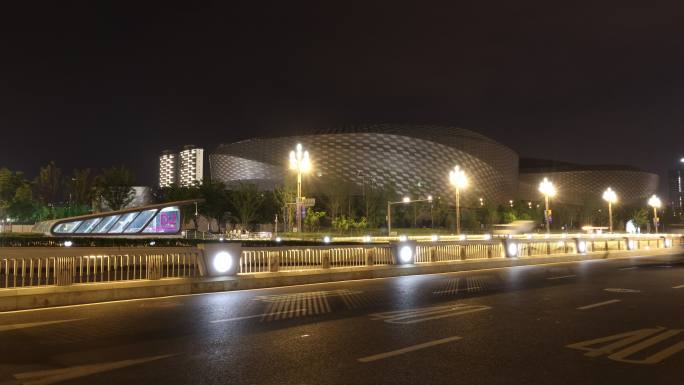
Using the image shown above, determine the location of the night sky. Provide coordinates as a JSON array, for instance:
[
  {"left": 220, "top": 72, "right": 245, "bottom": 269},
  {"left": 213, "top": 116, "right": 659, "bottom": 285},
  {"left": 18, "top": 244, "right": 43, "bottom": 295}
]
[{"left": 1, "top": 2, "right": 682, "bottom": 192}]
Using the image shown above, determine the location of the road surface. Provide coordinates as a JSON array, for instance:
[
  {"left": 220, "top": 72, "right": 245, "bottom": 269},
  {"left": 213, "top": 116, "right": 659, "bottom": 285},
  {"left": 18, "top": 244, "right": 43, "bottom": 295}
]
[{"left": 1, "top": 251, "right": 684, "bottom": 384}]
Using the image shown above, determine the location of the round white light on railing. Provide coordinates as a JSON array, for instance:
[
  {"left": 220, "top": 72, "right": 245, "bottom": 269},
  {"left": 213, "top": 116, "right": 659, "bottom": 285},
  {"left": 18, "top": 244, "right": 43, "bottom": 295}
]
[
  {"left": 399, "top": 235, "right": 408, "bottom": 242},
  {"left": 149, "top": 241, "right": 156, "bottom": 246},
  {"left": 213, "top": 251, "right": 233, "bottom": 273},
  {"left": 430, "top": 234, "right": 439, "bottom": 242},
  {"left": 577, "top": 241, "right": 587, "bottom": 254},
  {"left": 275, "top": 237, "right": 282, "bottom": 243},
  {"left": 665, "top": 238, "right": 672, "bottom": 248},
  {"left": 362, "top": 235, "right": 372, "bottom": 243},
  {"left": 63, "top": 240, "right": 73, "bottom": 247},
  {"left": 323, "top": 236, "right": 331, "bottom": 244},
  {"left": 628, "top": 240, "right": 636, "bottom": 250},
  {"left": 526, "top": 234, "right": 533, "bottom": 239},
  {"left": 507, "top": 242, "right": 518, "bottom": 258},
  {"left": 399, "top": 245, "right": 413, "bottom": 263},
  {"left": 483, "top": 234, "right": 491, "bottom": 240},
  {"left": 219, "top": 237, "right": 224, "bottom": 242},
  {"left": 460, "top": 234, "right": 467, "bottom": 241}
]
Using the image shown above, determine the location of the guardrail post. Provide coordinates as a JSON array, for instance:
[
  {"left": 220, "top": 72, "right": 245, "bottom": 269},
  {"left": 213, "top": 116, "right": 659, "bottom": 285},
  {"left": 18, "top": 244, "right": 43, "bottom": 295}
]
[
  {"left": 546, "top": 242, "right": 551, "bottom": 255},
  {"left": 460, "top": 245, "right": 467, "bottom": 260},
  {"left": 322, "top": 250, "right": 331, "bottom": 269},
  {"left": 430, "top": 246, "right": 437, "bottom": 262},
  {"left": 269, "top": 251, "right": 280, "bottom": 272},
  {"left": 365, "top": 249, "right": 374, "bottom": 266}
]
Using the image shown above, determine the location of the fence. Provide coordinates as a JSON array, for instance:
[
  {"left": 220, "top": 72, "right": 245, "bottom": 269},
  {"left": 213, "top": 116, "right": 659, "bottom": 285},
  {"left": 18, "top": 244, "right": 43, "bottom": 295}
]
[
  {"left": 0, "top": 235, "right": 680, "bottom": 289},
  {"left": 0, "top": 248, "right": 201, "bottom": 289}
]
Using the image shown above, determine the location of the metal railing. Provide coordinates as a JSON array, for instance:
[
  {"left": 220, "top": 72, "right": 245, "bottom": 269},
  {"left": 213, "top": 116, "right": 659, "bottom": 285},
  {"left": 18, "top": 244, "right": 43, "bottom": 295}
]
[{"left": 0, "top": 249, "right": 201, "bottom": 289}]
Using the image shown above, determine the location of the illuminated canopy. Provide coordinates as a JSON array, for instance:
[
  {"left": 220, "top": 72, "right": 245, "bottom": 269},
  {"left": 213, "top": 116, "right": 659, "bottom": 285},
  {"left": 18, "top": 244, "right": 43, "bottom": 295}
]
[{"left": 32, "top": 200, "right": 202, "bottom": 237}]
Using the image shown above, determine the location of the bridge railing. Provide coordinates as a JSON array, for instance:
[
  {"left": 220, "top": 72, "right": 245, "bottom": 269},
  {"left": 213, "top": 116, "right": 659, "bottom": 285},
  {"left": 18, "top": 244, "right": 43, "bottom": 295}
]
[
  {"left": 0, "top": 248, "right": 202, "bottom": 289},
  {"left": 0, "top": 235, "right": 680, "bottom": 289}
]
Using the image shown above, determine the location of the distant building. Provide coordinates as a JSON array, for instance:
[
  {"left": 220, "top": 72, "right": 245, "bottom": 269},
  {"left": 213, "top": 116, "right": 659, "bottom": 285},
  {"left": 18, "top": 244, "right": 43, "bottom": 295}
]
[
  {"left": 158, "top": 146, "right": 204, "bottom": 188},
  {"left": 159, "top": 150, "right": 178, "bottom": 187},
  {"left": 518, "top": 158, "right": 658, "bottom": 205},
  {"left": 179, "top": 145, "right": 204, "bottom": 187},
  {"left": 669, "top": 168, "right": 683, "bottom": 215}
]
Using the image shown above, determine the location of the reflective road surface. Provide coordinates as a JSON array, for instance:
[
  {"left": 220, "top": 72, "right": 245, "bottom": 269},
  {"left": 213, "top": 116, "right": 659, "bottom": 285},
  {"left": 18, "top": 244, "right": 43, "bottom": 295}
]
[{"left": 2, "top": 251, "right": 684, "bottom": 385}]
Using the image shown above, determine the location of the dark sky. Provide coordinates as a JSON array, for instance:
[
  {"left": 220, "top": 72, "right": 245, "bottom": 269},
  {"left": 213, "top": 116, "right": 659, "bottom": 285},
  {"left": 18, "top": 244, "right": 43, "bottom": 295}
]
[{"left": 1, "top": 1, "right": 682, "bottom": 192}]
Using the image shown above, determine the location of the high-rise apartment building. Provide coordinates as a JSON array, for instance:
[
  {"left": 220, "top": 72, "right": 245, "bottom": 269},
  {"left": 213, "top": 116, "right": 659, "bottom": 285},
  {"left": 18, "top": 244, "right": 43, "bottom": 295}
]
[
  {"left": 179, "top": 145, "right": 204, "bottom": 187},
  {"left": 669, "top": 167, "right": 683, "bottom": 215},
  {"left": 159, "top": 150, "right": 178, "bottom": 187},
  {"left": 159, "top": 146, "right": 204, "bottom": 187}
]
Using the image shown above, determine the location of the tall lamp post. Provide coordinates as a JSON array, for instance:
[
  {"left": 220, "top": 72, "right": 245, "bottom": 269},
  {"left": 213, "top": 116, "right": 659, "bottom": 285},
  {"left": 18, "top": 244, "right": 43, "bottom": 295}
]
[
  {"left": 539, "top": 177, "right": 556, "bottom": 234},
  {"left": 448, "top": 166, "right": 468, "bottom": 235},
  {"left": 648, "top": 194, "right": 662, "bottom": 234},
  {"left": 289, "top": 143, "right": 311, "bottom": 233},
  {"left": 602, "top": 187, "right": 617, "bottom": 233}
]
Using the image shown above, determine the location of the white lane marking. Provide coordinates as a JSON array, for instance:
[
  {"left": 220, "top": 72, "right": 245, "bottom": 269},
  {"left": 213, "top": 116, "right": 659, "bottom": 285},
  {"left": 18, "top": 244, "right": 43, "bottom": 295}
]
[
  {"left": 577, "top": 299, "right": 621, "bottom": 310},
  {"left": 656, "top": 265, "right": 672, "bottom": 268},
  {"left": 604, "top": 288, "right": 641, "bottom": 293},
  {"left": 619, "top": 267, "right": 638, "bottom": 270},
  {"left": 370, "top": 303, "right": 491, "bottom": 324},
  {"left": 210, "top": 309, "right": 307, "bottom": 323},
  {"left": 12, "top": 354, "right": 176, "bottom": 385},
  {"left": 547, "top": 275, "right": 576, "bottom": 280},
  {"left": 358, "top": 336, "right": 462, "bottom": 363},
  {"left": 672, "top": 284, "right": 684, "bottom": 289},
  {"left": 254, "top": 289, "right": 362, "bottom": 302},
  {"left": 0, "top": 319, "right": 86, "bottom": 332}
]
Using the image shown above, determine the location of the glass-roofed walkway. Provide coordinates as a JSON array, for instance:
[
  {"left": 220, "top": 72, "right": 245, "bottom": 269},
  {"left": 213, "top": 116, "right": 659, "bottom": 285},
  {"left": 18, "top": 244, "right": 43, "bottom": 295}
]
[{"left": 32, "top": 200, "right": 201, "bottom": 237}]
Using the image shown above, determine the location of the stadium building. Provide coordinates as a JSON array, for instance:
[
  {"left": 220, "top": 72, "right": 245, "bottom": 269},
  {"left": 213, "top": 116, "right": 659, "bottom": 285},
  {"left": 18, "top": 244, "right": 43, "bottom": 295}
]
[{"left": 209, "top": 124, "right": 519, "bottom": 205}]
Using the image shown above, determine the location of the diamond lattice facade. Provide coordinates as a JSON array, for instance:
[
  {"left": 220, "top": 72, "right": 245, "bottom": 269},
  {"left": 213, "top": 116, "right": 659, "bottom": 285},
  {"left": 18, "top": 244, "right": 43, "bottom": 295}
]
[{"left": 210, "top": 124, "right": 519, "bottom": 205}]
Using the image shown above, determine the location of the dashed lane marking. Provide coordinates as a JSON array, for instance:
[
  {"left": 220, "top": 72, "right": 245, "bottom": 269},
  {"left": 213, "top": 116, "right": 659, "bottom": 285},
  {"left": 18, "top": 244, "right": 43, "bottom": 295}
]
[
  {"left": 672, "top": 284, "right": 684, "bottom": 289},
  {"left": 604, "top": 288, "right": 641, "bottom": 293},
  {"left": 619, "top": 267, "right": 638, "bottom": 270},
  {"left": 577, "top": 299, "right": 621, "bottom": 310},
  {"left": 547, "top": 275, "right": 577, "bottom": 280},
  {"left": 358, "top": 336, "right": 462, "bottom": 363},
  {"left": 370, "top": 303, "right": 491, "bottom": 324},
  {"left": 0, "top": 319, "right": 86, "bottom": 332},
  {"left": 11, "top": 354, "right": 176, "bottom": 385}
]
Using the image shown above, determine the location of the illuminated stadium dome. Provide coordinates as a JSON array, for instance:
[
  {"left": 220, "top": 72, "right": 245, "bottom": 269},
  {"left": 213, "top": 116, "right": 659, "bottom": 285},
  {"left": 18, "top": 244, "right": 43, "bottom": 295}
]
[
  {"left": 518, "top": 159, "right": 659, "bottom": 205},
  {"left": 210, "top": 124, "right": 519, "bottom": 204}
]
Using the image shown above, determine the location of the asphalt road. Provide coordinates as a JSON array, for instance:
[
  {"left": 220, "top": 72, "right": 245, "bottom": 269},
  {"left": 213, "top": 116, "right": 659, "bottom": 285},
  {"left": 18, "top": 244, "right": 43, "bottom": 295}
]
[{"left": 2, "top": 250, "right": 684, "bottom": 385}]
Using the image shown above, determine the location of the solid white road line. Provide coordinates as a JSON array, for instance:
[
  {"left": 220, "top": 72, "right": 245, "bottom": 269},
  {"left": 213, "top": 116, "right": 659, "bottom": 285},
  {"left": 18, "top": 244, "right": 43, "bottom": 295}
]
[
  {"left": 672, "top": 284, "right": 684, "bottom": 289},
  {"left": 576, "top": 299, "right": 621, "bottom": 310},
  {"left": 547, "top": 275, "right": 577, "bottom": 280},
  {"left": 618, "top": 266, "right": 638, "bottom": 270},
  {"left": 210, "top": 309, "right": 307, "bottom": 323},
  {"left": 357, "top": 336, "right": 462, "bottom": 363},
  {"left": 0, "top": 318, "right": 86, "bottom": 332}
]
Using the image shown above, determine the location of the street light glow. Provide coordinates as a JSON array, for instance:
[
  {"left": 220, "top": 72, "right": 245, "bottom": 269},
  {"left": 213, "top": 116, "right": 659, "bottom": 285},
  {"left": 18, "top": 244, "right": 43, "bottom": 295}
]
[
  {"left": 602, "top": 187, "right": 617, "bottom": 204},
  {"left": 449, "top": 166, "right": 468, "bottom": 189},
  {"left": 402, "top": 196, "right": 411, "bottom": 203},
  {"left": 538, "top": 177, "right": 556, "bottom": 197},
  {"left": 289, "top": 143, "right": 311, "bottom": 173},
  {"left": 648, "top": 194, "right": 662, "bottom": 208}
]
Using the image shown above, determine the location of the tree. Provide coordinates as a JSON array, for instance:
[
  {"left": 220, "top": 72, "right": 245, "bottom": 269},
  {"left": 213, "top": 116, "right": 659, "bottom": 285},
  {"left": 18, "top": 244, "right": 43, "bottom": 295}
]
[
  {"left": 95, "top": 166, "right": 135, "bottom": 211},
  {"left": 67, "top": 168, "right": 95, "bottom": 206},
  {"left": 229, "top": 183, "right": 264, "bottom": 229},
  {"left": 7, "top": 182, "right": 34, "bottom": 221},
  {"left": 630, "top": 208, "right": 648, "bottom": 231},
  {"left": 35, "top": 161, "right": 62, "bottom": 205},
  {"left": 304, "top": 208, "right": 326, "bottom": 232},
  {"left": 200, "top": 181, "right": 231, "bottom": 231}
]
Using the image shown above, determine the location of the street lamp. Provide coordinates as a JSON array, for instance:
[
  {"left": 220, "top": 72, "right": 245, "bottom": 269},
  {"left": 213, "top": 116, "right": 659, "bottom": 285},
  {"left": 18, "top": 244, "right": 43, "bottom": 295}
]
[
  {"left": 602, "top": 187, "right": 618, "bottom": 233},
  {"left": 538, "top": 177, "right": 556, "bottom": 234},
  {"left": 648, "top": 194, "right": 662, "bottom": 234},
  {"left": 289, "top": 143, "right": 311, "bottom": 233},
  {"left": 449, "top": 166, "right": 468, "bottom": 235}
]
